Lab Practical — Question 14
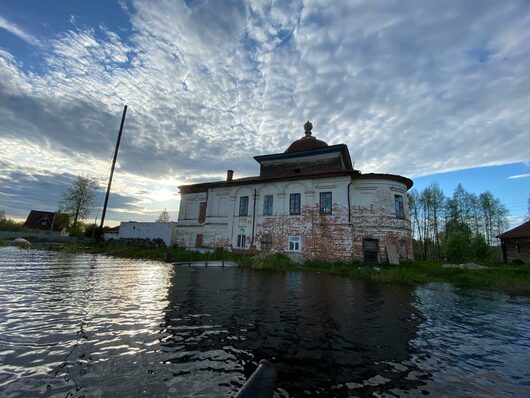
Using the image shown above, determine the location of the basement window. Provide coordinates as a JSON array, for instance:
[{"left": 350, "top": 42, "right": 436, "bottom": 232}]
[
  {"left": 261, "top": 234, "right": 272, "bottom": 251},
  {"left": 294, "top": 168, "right": 301, "bottom": 174},
  {"left": 394, "top": 195, "right": 404, "bottom": 219},
  {"left": 288, "top": 236, "right": 301, "bottom": 251},
  {"left": 237, "top": 233, "right": 246, "bottom": 248}
]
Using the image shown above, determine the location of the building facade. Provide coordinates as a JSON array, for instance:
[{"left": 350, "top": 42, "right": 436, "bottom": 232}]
[
  {"left": 117, "top": 222, "right": 176, "bottom": 247},
  {"left": 174, "top": 122, "right": 414, "bottom": 262},
  {"left": 23, "top": 210, "right": 69, "bottom": 236}
]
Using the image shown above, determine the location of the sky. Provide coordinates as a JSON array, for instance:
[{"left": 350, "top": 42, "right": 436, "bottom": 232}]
[{"left": 0, "top": 0, "right": 529, "bottom": 228}]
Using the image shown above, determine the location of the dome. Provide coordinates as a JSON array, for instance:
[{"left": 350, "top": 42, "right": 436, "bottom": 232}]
[{"left": 285, "top": 121, "right": 328, "bottom": 153}]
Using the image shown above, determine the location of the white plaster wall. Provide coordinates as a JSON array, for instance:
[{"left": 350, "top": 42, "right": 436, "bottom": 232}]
[
  {"left": 349, "top": 179, "right": 409, "bottom": 218},
  {"left": 177, "top": 192, "right": 207, "bottom": 225},
  {"left": 176, "top": 176, "right": 352, "bottom": 248},
  {"left": 175, "top": 175, "right": 411, "bottom": 258},
  {"left": 119, "top": 222, "right": 176, "bottom": 247},
  {"left": 103, "top": 232, "right": 118, "bottom": 241}
]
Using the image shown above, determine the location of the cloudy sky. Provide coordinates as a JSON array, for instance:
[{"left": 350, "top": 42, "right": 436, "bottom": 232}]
[{"left": 0, "top": 0, "right": 529, "bottom": 226}]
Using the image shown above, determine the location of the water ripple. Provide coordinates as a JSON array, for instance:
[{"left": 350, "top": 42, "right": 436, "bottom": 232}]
[{"left": 0, "top": 247, "right": 529, "bottom": 397}]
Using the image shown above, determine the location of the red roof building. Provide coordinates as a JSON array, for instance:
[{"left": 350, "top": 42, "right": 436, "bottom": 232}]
[
  {"left": 23, "top": 210, "right": 68, "bottom": 234},
  {"left": 175, "top": 121, "right": 414, "bottom": 263}
]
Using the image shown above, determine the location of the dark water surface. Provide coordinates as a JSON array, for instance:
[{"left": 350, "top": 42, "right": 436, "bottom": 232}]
[{"left": 0, "top": 247, "right": 529, "bottom": 397}]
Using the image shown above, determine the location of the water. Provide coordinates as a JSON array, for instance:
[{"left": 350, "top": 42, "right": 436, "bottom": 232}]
[{"left": 0, "top": 247, "right": 529, "bottom": 397}]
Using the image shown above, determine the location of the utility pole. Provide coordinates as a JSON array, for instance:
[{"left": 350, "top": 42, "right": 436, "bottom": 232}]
[{"left": 99, "top": 105, "right": 127, "bottom": 234}]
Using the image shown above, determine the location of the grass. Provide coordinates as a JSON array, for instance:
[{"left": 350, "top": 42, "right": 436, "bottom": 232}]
[
  {"left": 73, "top": 241, "right": 530, "bottom": 295},
  {"left": 87, "top": 241, "right": 257, "bottom": 266},
  {"left": 250, "top": 257, "right": 530, "bottom": 294}
]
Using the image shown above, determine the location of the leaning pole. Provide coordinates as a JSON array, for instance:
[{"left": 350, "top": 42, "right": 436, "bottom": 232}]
[{"left": 99, "top": 105, "right": 127, "bottom": 234}]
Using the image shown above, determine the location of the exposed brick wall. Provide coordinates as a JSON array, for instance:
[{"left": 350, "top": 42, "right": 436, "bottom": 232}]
[
  {"left": 256, "top": 204, "right": 351, "bottom": 262},
  {"left": 175, "top": 177, "right": 414, "bottom": 263},
  {"left": 255, "top": 203, "right": 413, "bottom": 262},
  {"left": 350, "top": 205, "right": 413, "bottom": 262}
]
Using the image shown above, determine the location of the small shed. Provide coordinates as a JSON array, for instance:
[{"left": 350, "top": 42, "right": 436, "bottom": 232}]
[
  {"left": 498, "top": 220, "right": 530, "bottom": 264},
  {"left": 103, "top": 225, "right": 120, "bottom": 241}
]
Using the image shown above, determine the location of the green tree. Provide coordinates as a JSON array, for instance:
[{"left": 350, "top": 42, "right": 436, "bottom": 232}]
[
  {"left": 0, "top": 217, "right": 24, "bottom": 231},
  {"left": 470, "top": 234, "right": 491, "bottom": 260},
  {"left": 444, "top": 219, "right": 472, "bottom": 262},
  {"left": 427, "top": 182, "right": 445, "bottom": 259},
  {"left": 60, "top": 176, "right": 99, "bottom": 232},
  {"left": 479, "top": 192, "right": 508, "bottom": 245}
]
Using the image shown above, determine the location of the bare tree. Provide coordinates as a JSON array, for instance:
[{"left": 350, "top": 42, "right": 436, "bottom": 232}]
[
  {"left": 156, "top": 209, "right": 171, "bottom": 222},
  {"left": 408, "top": 189, "right": 423, "bottom": 256},
  {"left": 428, "top": 182, "right": 445, "bottom": 259},
  {"left": 60, "top": 176, "right": 99, "bottom": 231}
]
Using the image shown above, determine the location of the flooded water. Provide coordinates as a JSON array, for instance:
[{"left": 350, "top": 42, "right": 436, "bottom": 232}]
[{"left": 0, "top": 247, "right": 529, "bottom": 397}]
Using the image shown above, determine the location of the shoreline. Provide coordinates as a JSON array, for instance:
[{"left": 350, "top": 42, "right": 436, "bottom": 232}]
[
  {"left": 2, "top": 240, "right": 529, "bottom": 295},
  {"left": 74, "top": 242, "right": 530, "bottom": 295}
]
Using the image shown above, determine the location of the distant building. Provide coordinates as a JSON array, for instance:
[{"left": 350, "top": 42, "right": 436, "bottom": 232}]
[
  {"left": 102, "top": 225, "right": 120, "bottom": 241},
  {"left": 118, "top": 221, "right": 176, "bottom": 247},
  {"left": 23, "top": 210, "right": 69, "bottom": 236},
  {"left": 174, "top": 122, "right": 414, "bottom": 262},
  {"left": 498, "top": 220, "right": 530, "bottom": 264}
]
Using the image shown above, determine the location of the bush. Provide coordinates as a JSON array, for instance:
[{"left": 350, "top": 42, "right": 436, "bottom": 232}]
[
  {"left": 0, "top": 218, "right": 24, "bottom": 231},
  {"left": 470, "top": 234, "right": 491, "bottom": 260},
  {"left": 445, "top": 231, "right": 471, "bottom": 262}
]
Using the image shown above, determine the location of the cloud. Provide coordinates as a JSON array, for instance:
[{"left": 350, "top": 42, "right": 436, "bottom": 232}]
[
  {"left": 507, "top": 174, "right": 530, "bottom": 180},
  {"left": 0, "top": 15, "right": 41, "bottom": 46},
  {"left": 0, "top": 160, "right": 165, "bottom": 224},
  {"left": 1, "top": 0, "right": 530, "bottom": 220}
]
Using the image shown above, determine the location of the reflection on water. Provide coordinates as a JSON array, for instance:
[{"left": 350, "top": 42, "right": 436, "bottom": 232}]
[
  {"left": 162, "top": 267, "right": 423, "bottom": 396},
  {"left": 0, "top": 247, "right": 529, "bottom": 397}
]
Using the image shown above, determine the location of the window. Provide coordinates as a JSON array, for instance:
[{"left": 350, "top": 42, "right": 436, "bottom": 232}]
[
  {"left": 288, "top": 236, "right": 301, "bottom": 251},
  {"left": 289, "top": 193, "right": 301, "bottom": 215},
  {"left": 319, "top": 192, "right": 332, "bottom": 214},
  {"left": 198, "top": 201, "right": 207, "bottom": 223},
  {"left": 237, "top": 234, "right": 246, "bottom": 248},
  {"left": 394, "top": 195, "right": 404, "bottom": 218},
  {"left": 239, "top": 196, "right": 249, "bottom": 216},
  {"left": 263, "top": 195, "right": 273, "bottom": 216},
  {"left": 261, "top": 234, "right": 272, "bottom": 251}
]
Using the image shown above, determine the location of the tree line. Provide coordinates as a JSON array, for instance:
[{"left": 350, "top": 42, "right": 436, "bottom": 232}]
[{"left": 408, "top": 182, "right": 509, "bottom": 262}]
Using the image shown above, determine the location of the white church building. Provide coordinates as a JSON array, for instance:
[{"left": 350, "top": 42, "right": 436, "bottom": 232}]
[{"left": 174, "top": 122, "right": 413, "bottom": 262}]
